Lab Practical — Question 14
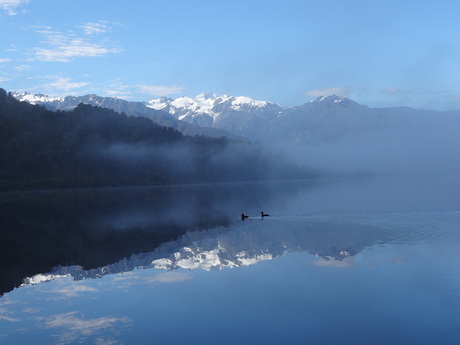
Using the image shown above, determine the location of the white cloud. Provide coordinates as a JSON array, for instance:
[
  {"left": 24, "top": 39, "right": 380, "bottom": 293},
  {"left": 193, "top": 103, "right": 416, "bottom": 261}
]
[
  {"left": 305, "top": 86, "right": 351, "bottom": 98},
  {"left": 78, "top": 21, "right": 110, "bottom": 35},
  {"left": 14, "top": 64, "right": 30, "bottom": 70},
  {"left": 0, "top": 76, "right": 10, "bottom": 82},
  {"left": 54, "top": 285, "right": 99, "bottom": 298},
  {"left": 0, "top": 58, "right": 11, "bottom": 64},
  {"left": 33, "top": 24, "right": 122, "bottom": 62},
  {"left": 0, "top": 308, "right": 21, "bottom": 322},
  {"left": 0, "top": 315, "right": 21, "bottom": 322},
  {"left": 40, "top": 76, "right": 90, "bottom": 92},
  {"left": 137, "top": 84, "right": 186, "bottom": 97},
  {"left": 0, "top": 0, "right": 28, "bottom": 15},
  {"left": 42, "top": 311, "right": 132, "bottom": 344}
]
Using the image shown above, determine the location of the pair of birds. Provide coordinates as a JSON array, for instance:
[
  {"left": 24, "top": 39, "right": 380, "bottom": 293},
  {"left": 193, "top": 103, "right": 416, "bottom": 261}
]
[{"left": 241, "top": 211, "right": 269, "bottom": 220}]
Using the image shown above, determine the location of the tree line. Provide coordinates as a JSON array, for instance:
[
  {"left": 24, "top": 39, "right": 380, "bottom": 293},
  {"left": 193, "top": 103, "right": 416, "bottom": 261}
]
[{"left": 0, "top": 89, "right": 308, "bottom": 190}]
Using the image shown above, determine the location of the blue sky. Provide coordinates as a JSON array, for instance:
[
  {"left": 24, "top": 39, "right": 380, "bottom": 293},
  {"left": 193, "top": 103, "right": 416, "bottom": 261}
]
[{"left": 1, "top": 0, "right": 460, "bottom": 109}]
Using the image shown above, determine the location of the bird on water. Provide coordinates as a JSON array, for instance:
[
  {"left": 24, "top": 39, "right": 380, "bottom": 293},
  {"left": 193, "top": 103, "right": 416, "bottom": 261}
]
[
  {"left": 241, "top": 213, "right": 249, "bottom": 221},
  {"left": 261, "top": 211, "right": 270, "bottom": 218}
]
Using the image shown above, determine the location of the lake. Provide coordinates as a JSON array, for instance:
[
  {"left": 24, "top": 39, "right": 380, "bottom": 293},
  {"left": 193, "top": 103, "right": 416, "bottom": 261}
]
[{"left": 1, "top": 175, "right": 460, "bottom": 344}]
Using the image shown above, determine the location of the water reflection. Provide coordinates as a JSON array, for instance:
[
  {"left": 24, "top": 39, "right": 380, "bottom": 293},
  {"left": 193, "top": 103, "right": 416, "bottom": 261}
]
[
  {"left": 0, "top": 181, "right": 312, "bottom": 295},
  {"left": 2, "top": 177, "right": 460, "bottom": 294},
  {"left": 1, "top": 176, "right": 460, "bottom": 344}
]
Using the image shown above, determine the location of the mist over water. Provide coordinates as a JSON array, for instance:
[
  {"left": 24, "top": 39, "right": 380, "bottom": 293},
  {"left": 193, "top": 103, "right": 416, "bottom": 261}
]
[{"left": 281, "top": 118, "right": 460, "bottom": 176}]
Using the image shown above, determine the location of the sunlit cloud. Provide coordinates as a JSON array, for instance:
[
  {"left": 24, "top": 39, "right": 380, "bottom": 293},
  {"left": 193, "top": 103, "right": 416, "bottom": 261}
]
[
  {"left": 0, "top": 58, "right": 12, "bottom": 64},
  {"left": 0, "top": 0, "right": 29, "bottom": 15},
  {"left": 305, "top": 86, "right": 351, "bottom": 98},
  {"left": 41, "top": 311, "right": 132, "bottom": 345},
  {"left": 32, "top": 24, "right": 122, "bottom": 62},
  {"left": 137, "top": 84, "right": 186, "bottom": 97}
]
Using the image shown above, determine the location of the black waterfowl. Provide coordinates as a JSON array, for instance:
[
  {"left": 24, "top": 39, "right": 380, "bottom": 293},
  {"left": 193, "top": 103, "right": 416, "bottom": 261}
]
[
  {"left": 241, "top": 213, "right": 249, "bottom": 221},
  {"left": 261, "top": 211, "right": 270, "bottom": 217}
]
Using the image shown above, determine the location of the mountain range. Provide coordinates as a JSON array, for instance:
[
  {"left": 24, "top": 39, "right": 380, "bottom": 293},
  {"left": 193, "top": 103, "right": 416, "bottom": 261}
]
[
  {"left": 13, "top": 91, "right": 460, "bottom": 145},
  {"left": 11, "top": 92, "right": 238, "bottom": 140}
]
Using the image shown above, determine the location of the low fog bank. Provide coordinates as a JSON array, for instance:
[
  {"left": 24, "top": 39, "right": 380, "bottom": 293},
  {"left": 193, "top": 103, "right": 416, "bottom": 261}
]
[
  {"left": 99, "top": 139, "right": 308, "bottom": 184},
  {"left": 277, "top": 122, "right": 460, "bottom": 176}
]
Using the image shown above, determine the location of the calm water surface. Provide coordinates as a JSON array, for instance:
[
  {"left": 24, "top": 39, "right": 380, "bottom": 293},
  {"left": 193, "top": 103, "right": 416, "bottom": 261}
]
[{"left": 1, "top": 175, "right": 460, "bottom": 344}]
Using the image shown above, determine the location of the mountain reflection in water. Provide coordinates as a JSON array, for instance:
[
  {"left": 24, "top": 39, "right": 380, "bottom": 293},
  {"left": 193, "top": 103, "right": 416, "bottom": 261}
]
[
  {"left": 1, "top": 181, "right": 313, "bottom": 294},
  {"left": 3, "top": 176, "right": 460, "bottom": 295},
  {"left": 2, "top": 176, "right": 460, "bottom": 345}
]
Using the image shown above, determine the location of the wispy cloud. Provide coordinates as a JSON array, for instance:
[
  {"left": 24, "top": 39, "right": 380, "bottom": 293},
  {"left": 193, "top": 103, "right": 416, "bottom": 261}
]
[
  {"left": 38, "top": 76, "right": 90, "bottom": 93},
  {"left": 14, "top": 64, "right": 30, "bottom": 71},
  {"left": 54, "top": 285, "right": 99, "bottom": 299},
  {"left": 32, "top": 23, "right": 122, "bottom": 62},
  {"left": 0, "top": 0, "right": 29, "bottom": 15},
  {"left": 78, "top": 21, "right": 110, "bottom": 35},
  {"left": 0, "top": 307, "right": 21, "bottom": 322},
  {"left": 136, "top": 84, "right": 186, "bottom": 97},
  {"left": 0, "top": 58, "right": 12, "bottom": 64},
  {"left": 0, "top": 314, "right": 21, "bottom": 322},
  {"left": 100, "top": 81, "right": 187, "bottom": 99},
  {"left": 41, "top": 311, "right": 132, "bottom": 345},
  {"left": 305, "top": 86, "right": 351, "bottom": 98}
]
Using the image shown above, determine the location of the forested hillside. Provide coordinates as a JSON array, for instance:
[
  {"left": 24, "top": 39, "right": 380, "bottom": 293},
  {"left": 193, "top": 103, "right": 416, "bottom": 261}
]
[{"left": 0, "top": 89, "right": 306, "bottom": 190}]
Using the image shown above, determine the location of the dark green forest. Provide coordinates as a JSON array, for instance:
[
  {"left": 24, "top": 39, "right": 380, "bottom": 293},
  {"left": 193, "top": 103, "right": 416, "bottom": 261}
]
[{"left": 0, "top": 88, "right": 308, "bottom": 190}]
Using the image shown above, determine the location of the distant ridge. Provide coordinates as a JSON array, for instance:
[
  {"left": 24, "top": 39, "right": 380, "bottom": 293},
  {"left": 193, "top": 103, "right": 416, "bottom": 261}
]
[
  {"left": 13, "top": 91, "right": 460, "bottom": 144},
  {"left": 12, "top": 92, "right": 239, "bottom": 140}
]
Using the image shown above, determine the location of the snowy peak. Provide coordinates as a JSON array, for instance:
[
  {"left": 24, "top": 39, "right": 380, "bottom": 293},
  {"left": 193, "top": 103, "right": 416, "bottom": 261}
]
[
  {"left": 11, "top": 90, "right": 241, "bottom": 140},
  {"left": 312, "top": 95, "right": 346, "bottom": 103},
  {"left": 146, "top": 93, "right": 273, "bottom": 121},
  {"left": 309, "top": 95, "right": 356, "bottom": 106},
  {"left": 147, "top": 96, "right": 173, "bottom": 110},
  {"left": 11, "top": 91, "right": 63, "bottom": 104},
  {"left": 231, "top": 95, "right": 268, "bottom": 110}
]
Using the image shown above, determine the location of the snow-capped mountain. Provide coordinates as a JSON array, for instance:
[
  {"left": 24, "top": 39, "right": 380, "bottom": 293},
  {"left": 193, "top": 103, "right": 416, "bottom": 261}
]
[
  {"left": 147, "top": 93, "right": 286, "bottom": 134},
  {"left": 147, "top": 93, "right": 450, "bottom": 144},
  {"left": 11, "top": 92, "right": 237, "bottom": 139},
  {"left": 13, "top": 92, "right": 64, "bottom": 104},
  {"left": 13, "top": 91, "right": 460, "bottom": 145}
]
